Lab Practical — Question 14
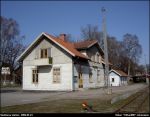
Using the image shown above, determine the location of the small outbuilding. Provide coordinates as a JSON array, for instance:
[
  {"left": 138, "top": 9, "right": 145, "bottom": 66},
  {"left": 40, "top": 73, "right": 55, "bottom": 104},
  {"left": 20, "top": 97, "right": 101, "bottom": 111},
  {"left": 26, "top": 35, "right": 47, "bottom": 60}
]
[{"left": 109, "top": 69, "right": 128, "bottom": 86}]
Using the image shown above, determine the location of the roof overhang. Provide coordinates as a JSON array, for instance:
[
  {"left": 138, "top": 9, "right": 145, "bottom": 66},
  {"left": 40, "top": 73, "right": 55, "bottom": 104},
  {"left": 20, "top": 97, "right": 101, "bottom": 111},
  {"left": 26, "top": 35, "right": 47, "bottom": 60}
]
[
  {"left": 109, "top": 69, "right": 128, "bottom": 77},
  {"left": 17, "top": 32, "right": 45, "bottom": 62},
  {"left": 44, "top": 33, "right": 75, "bottom": 57},
  {"left": 17, "top": 32, "right": 77, "bottom": 62}
]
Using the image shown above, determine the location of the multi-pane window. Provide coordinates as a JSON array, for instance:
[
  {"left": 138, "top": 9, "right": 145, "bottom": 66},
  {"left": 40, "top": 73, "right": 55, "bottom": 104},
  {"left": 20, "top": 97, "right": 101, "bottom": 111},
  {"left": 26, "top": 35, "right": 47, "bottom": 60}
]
[
  {"left": 79, "top": 73, "right": 83, "bottom": 88},
  {"left": 89, "top": 52, "right": 101, "bottom": 63},
  {"left": 97, "top": 54, "right": 99, "bottom": 63},
  {"left": 112, "top": 78, "right": 115, "bottom": 82},
  {"left": 32, "top": 69, "right": 38, "bottom": 83},
  {"left": 97, "top": 70, "right": 100, "bottom": 83},
  {"left": 53, "top": 67, "right": 61, "bottom": 83},
  {"left": 89, "top": 73, "right": 93, "bottom": 83},
  {"left": 41, "top": 49, "right": 48, "bottom": 58},
  {"left": 74, "top": 76, "right": 78, "bottom": 83}
]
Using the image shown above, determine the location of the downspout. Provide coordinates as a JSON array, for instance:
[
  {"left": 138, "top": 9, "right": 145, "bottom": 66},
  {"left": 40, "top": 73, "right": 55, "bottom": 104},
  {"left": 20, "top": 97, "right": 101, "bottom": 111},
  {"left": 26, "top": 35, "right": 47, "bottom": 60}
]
[
  {"left": 73, "top": 57, "right": 81, "bottom": 90},
  {"left": 72, "top": 60, "right": 75, "bottom": 91},
  {"left": 72, "top": 57, "right": 79, "bottom": 91}
]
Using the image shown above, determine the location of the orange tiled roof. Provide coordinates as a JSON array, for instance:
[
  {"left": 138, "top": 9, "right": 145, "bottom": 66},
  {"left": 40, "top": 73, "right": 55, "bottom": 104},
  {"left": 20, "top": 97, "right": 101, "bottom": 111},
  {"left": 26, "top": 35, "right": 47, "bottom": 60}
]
[
  {"left": 101, "top": 58, "right": 112, "bottom": 65},
  {"left": 45, "top": 33, "right": 89, "bottom": 60},
  {"left": 111, "top": 69, "right": 128, "bottom": 77},
  {"left": 17, "top": 32, "right": 103, "bottom": 62},
  {"left": 73, "top": 40, "right": 98, "bottom": 49}
]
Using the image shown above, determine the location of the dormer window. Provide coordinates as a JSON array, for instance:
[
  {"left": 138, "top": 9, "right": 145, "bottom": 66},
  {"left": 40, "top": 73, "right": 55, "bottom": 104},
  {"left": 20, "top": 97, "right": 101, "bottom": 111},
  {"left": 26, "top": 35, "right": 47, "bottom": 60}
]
[
  {"left": 96, "top": 53, "right": 100, "bottom": 63},
  {"left": 97, "top": 54, "right": 99, "bottom": 63},
  {"left": 41, "top": 49, "right": 47, "bottom": 58},
  {"left": 99, "top": 55, "right": 101, "bottom": 63},
  {"left": 40, "top": 48, "right": 51, "bottom": 58}
]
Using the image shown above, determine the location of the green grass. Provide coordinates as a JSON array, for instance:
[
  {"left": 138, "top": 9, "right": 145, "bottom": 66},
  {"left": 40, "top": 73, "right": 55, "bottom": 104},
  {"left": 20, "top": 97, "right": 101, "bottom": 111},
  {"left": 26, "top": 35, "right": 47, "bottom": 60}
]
[
  {"left": 0, "top": 98, "right": 135, "bottom": 113},
  {"left": 0, "top": 83, "right": 21, "bottom": 88},
  {"left": 1, "top": 99, "right": 113, "bottom": 113}
]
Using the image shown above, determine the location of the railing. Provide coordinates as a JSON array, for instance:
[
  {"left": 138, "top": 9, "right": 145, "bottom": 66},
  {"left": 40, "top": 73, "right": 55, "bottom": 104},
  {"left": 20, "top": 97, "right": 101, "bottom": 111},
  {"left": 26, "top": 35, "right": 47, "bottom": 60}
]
[{"left": 23, "top": 57, "right": 53, "bottom": 66}]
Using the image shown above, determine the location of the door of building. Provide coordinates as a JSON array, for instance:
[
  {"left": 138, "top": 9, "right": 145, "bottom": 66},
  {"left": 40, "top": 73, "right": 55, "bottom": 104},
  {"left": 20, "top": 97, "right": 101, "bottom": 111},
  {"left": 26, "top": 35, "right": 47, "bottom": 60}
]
[{"left": 78, "top": 72, "right": 83, "bottom": 88}]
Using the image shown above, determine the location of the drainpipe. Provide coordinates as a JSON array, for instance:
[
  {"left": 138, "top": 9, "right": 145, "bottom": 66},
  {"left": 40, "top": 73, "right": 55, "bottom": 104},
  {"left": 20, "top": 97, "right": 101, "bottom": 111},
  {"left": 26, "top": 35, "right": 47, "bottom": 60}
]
[{"left": 72, "top": 61, "right": 75, "bottom": 91}]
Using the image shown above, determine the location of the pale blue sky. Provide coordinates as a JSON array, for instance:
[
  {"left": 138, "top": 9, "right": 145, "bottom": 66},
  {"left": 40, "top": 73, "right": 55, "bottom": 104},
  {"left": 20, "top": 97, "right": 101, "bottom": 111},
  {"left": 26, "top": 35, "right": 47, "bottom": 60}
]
[{"left": 1, "top": 1, "right": 149, "bottom": 65}]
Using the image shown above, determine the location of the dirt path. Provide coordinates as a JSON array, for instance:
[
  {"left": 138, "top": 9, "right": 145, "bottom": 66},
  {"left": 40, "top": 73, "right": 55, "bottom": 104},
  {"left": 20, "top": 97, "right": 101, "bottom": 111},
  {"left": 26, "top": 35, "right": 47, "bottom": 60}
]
[{"left": 1, "top": 83, "right": 148, "bottom": 107}]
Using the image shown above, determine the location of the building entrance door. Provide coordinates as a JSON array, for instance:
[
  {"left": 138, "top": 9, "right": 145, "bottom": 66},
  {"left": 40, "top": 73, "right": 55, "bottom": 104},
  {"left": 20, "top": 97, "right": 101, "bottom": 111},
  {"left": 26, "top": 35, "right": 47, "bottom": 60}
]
[{"left": 78, "top": 72, "right": 83, "bottom": 88}]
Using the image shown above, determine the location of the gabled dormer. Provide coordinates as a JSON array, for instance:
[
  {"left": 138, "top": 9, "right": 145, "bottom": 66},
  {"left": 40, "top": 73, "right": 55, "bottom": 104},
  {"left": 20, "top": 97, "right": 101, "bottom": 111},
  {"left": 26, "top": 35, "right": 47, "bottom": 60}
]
[{"left": 73, "top": 40, "right": 104, "bottom": 63}]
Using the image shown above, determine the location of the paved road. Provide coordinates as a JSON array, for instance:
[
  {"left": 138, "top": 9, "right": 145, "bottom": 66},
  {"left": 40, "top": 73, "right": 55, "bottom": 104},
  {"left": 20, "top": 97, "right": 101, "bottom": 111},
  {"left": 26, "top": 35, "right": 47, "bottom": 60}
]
[{"left": 1, "top": 83, "right": 148, "bottom": 107}]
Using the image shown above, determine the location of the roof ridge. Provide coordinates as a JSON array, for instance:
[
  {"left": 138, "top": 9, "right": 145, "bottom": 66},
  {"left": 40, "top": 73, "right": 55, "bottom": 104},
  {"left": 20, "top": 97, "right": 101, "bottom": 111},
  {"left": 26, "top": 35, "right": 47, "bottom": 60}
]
[
  {"left": 111, "top": 69, "right": 128, "bottom": 76},
  {"left": 45, "top": 33, "right": 89, "bottom": 59},
  {"left": 17, "top": 32, "right": 89, "bottom": 62},
  {"left": 73, "top": 39, "right": 97, "bottom": 44}
]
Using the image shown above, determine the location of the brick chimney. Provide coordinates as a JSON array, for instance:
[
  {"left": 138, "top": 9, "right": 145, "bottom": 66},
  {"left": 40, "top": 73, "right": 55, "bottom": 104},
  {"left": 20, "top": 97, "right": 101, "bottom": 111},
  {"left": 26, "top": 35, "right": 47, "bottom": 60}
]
[{"left": 59, "top": 34, "right": 66, "bottom": 41}]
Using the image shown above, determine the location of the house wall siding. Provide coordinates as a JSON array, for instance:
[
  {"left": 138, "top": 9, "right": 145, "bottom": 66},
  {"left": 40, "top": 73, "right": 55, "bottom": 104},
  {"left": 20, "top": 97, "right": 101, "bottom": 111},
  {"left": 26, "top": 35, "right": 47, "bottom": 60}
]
[
  {"left": 109, "top": 72, "right": 128, "bottom": 86},
  {"left": 73, "top": 44, "right": 105, "bottom": 89},
  {"left": 23, "top": 63, "right": 73, "bottom": 91},
  {"left": 120, "top": 77, "right": 128, "bottom": 85},
  {"left": 23, "top": 38, "right": 73, "bottom": 91},
  {"left": 109, "top": 72, "right": 120, "bottom": 86},
  {"left": 86, "top": 46, "right": 102, "bottom": 62},
  {"left": 24, "top": 39, "right": 72, "bottom": 64},
  {"left": 73, "top": 63, "right": 105, "bottom": 89},
  {"left": 72, "top": 44, "right": 105, "bottom": 90}
]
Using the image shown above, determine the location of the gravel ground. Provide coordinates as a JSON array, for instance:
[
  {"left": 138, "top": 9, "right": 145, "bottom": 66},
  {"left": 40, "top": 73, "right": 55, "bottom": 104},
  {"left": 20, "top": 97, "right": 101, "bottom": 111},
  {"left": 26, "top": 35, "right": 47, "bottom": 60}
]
[{"left": 0, "top": 83, "right": 148, "bottom": 107}]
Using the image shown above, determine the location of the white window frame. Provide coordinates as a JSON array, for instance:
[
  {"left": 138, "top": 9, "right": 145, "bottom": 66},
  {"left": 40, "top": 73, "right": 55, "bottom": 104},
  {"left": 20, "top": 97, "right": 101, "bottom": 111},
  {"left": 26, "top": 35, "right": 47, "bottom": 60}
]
[
  {"left": 53, "top": 67, "right": 61, "bottom": 83},
  {"left": 112, "top": 78, "right": 115, "bottom": 82},
  {"left": 32, "top": 69, "right": 38, "bottom": 84},
  {"left": 89, "top": 72, "right": 93, "bottom": 83},
  {"left": 40, "top": 48, "right": 48, "bottom": 58},
  {"left": 97, "top": 70, "right": 100, "bottom": 83}
]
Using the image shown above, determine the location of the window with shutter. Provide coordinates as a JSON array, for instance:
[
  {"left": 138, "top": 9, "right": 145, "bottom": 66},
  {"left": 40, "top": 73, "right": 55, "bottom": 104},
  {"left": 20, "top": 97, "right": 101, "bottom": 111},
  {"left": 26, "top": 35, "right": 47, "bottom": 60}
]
[{"left": 48, "top": 48, "right": 51, "bottom": 57}]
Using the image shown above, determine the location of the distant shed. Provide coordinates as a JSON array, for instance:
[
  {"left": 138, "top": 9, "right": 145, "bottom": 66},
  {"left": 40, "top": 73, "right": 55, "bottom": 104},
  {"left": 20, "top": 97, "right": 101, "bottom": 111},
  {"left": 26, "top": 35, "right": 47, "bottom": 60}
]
[{"left": 109, "top": 69, "right": 128, "bottom": 86}]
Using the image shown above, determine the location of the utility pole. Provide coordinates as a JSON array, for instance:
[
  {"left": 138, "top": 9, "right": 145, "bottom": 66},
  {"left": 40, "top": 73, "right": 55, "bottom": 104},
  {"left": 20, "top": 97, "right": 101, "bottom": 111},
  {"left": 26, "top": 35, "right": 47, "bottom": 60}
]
[
  {"left": 144, "top": 54, "right": 147, "bottom": 73},
  {"left": 144, "top": 54, "right": 149, "bottom": 84},
  {"left": 101, "top": 7, "right": 111, "bottom": 94}
]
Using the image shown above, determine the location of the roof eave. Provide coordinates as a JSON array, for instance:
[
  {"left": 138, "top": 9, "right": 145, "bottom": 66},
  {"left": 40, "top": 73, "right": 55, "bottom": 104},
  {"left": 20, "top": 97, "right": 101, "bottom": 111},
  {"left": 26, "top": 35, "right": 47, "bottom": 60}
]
[
  {"left": 17, "top": 32, "right": 45, "bottom": 62},
  {"left": 17, "top": 32, "right": 79, "bottom": 62},
  {"left": 110, "top": 69, "right": 128, "bottom": 77},
  {"left": 87, "top": 41, "right": 98, "bottom": 48},
  {"left": 44, "top": 33, "right": 76, "bottom": 57}
]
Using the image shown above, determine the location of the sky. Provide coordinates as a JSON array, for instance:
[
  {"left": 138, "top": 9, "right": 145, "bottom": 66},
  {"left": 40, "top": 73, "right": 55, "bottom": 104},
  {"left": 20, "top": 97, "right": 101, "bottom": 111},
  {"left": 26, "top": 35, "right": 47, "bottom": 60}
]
[{"left": 1, "top": 1, "right": 149, "bottom": 65}]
